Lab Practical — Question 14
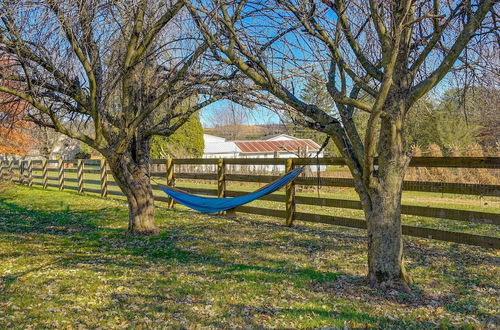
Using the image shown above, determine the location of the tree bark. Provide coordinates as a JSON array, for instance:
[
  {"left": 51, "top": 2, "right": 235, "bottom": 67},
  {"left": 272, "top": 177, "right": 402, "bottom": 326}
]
[
  {"left": 364, "top": 187, "right": 411, "bottom": 292},
  {"left": 107, "top": 153, "right": 159, "bottom": 235},
  {"left": 349, "top": 156, "right": 411, "bottom": 291}
]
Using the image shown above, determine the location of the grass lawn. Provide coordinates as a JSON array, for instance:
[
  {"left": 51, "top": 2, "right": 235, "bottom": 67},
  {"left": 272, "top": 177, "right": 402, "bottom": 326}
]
[{"left": 1, "top": 183, "right": 499, "bottom": 328}]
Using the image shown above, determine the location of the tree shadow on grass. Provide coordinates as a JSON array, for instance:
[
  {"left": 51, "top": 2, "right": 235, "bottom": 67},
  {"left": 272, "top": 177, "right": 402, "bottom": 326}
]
[
  {"left": 224, "top": 304, "right": 445, "bottom": 328},
  {"left": 225, "top": 213, "right": 368, "bottom": 241},
  {"left": 0, "top": 258, "right": 63, "bottom": 290},
  {"left": 404, "top": 239, "right": 499, "bottom": 268},
  {"left": 0, "top": 197, "right": 117, "bottom": 236}
]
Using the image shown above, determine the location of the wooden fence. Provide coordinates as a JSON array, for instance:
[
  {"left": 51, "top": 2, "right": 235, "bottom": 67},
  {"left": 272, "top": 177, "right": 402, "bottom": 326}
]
[{"left": 1, "top": 156, "right": 499, "bottom": 249}]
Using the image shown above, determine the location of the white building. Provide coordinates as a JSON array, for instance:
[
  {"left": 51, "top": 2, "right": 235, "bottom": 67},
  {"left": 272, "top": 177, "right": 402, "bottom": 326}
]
[
  {"left": 203, "top": 134, "right": 240, "bottom": 158},
  {"left": 203, "top": 134, "right": 325, "bottom": 172}
]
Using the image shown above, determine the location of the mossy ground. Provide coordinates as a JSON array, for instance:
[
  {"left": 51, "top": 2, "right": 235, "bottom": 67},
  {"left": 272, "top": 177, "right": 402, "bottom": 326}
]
[{"left": 0, "top": 183, "right": 498, "bottom": 328}]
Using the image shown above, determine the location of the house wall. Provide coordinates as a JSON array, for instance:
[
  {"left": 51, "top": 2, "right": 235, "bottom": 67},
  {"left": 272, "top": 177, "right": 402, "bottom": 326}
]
[
  {"left": 233, "top": 151, "right": 326, "bottom": 173},
  {"left": 203, "top": 134, "right": 226, "bottom": 143}
]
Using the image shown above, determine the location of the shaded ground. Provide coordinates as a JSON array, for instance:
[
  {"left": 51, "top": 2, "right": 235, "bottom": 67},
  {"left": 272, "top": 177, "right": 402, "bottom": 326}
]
[{"left": 0, "top": 183, "right": 499, "bottom": 328}]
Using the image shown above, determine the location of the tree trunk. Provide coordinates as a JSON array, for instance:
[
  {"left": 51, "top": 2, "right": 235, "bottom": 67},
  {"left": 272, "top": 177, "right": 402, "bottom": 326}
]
[
  {"left": 107, "top": 153, "right": 159, "bottom": 235},
  {"left": 364, "top": 187, "right": 411, "bottom": 292},
  {"left": 350, "top": 160, "right": 411, "bottom": 292},
  {"left": 354, "top": 96, "right": 412, "bottom": 291}
]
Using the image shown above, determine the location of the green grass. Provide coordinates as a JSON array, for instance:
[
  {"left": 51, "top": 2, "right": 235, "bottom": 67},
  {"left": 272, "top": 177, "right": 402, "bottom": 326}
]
[{"left": 1, "top": 183, "right": 499, "bottom": 328}]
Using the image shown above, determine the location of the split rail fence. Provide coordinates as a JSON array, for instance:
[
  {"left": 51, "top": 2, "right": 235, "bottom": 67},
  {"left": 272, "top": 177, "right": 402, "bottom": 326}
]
[{"left": 1, "top": 156, "right": 499, "bottom": 249}]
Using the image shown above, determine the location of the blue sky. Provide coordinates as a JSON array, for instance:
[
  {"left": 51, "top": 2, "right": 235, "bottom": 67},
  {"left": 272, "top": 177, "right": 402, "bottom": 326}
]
[
  {"left": 199, "top": 72, "right": 470, "bottom": 129},
  {"left": 200, "top": 100, "right": 281, "bottom": 128}
]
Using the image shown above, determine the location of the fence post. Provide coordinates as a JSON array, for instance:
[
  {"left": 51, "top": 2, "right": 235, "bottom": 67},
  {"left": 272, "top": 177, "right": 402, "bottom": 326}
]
[
  {"left": 20, "top": 159, "right": 26, "bottom": 185},
  {"left": 19, "top": 160, "right": 24, "bottom": 184},
  {"left": 77, "top": 160, "right": 84, "bottom": 193},
  {"left": 42, "top": 159, "right": 48, "bottom": 189},
  {"left": 8, "top": 159, "right": 14, "bottom": 182},
  {"left": 166, "top": 156, "right": 175, "bottom": 208},
  {"left": 27, "top": 159, "right": 33, "bottom": 187},
  {"left": 217, "top": 158, "right": 234, "bottom": 216},
  {"left": 58, "top": 159, "right": 65, "bottom": 191},
  {"left": 273, "top": 151, "right": 280, "bottom": 174},
  {"left": 19, "top": 159, "right": 24, "bottom": 185},
  {"left": 100, "top": 159, "right": 108, "bottom": 197},
  {"left": 285, "top": 158, "right": 296, "bottom": 226},
  {"left": 217, "top": 158, "right": 225, "bottom": 198}
]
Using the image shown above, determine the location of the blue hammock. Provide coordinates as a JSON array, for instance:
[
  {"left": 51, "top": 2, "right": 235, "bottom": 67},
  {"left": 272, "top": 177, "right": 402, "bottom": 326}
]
[{"left": 158, "top": 168, "right": 303, "bottom": 213}]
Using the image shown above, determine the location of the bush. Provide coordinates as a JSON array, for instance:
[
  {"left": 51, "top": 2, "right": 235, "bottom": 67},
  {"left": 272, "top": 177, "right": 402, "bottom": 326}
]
[{"left": 150, "top": 113, "right": 204, "bottom": 159}]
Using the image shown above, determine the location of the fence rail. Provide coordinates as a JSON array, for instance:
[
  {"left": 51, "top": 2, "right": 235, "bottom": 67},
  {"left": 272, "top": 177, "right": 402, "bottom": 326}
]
[
  {"left": 1, "top": 156, "right": 499, "bottom": 249},
  {"left": 150, "top": 156, "right": 500, "bottom": 168}
]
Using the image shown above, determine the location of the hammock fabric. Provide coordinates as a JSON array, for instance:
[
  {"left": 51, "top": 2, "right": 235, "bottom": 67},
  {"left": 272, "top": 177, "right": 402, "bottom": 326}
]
[{"left": 158, "top": 168, "right": 303, "bottom": 213}]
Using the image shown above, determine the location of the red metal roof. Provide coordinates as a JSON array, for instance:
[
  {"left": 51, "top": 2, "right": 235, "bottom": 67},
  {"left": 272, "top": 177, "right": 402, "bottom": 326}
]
[{"left": 234, "top": 139, "right": 320, "bottom": 153}]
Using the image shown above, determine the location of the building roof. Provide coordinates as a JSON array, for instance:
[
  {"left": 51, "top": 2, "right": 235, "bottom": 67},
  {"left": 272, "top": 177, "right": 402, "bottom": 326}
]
[
  {"left": 234, "top": 139, "right": 319, "bottom": 153},
  {"left": 203, "top": 134, "right": 226, "bottom": 142},
  {"left": 204, "top": 142, "right": 240, "bottom": 154},
  {"left": 264, "top": 134, "right": 299, "bottom": 141}
]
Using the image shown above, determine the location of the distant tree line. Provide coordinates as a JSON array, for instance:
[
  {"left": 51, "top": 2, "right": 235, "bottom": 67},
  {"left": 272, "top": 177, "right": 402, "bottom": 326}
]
[{"left": 294, "top": 74, "right": 499, "bottom": 156}]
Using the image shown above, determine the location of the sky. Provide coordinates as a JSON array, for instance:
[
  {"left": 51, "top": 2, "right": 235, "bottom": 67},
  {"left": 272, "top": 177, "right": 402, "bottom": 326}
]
[
  {"left": 200, "top": 100, "right": 282, "bottom": 128},
  {"left": 199, "top": 75, "right": 460, "bottom": 129}
]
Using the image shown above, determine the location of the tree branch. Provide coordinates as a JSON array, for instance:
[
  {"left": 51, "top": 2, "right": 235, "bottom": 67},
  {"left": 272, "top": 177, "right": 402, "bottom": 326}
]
[
  {"left": 131, "top": 0, "right": 185, "bottom": 66},
  {"left": 0, "top": 84, "right": 95, "bottom": 146},
  {"left": 408, "top": 0, "right": 495, "bottom": 106}
]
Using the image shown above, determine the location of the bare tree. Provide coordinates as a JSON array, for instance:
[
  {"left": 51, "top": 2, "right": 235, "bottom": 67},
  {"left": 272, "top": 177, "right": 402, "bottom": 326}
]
[
  {"left": 187, "top": 0, "right": 498, "bottom": 290},
  {"left": 0, "top": 0, "right": 241, "bottom": 234},
  {"left": 205, "top": 102, "right": 249, "bottom": 139},
  {"left": 28, "top": 126, "right": 61, "bottom": 159}
]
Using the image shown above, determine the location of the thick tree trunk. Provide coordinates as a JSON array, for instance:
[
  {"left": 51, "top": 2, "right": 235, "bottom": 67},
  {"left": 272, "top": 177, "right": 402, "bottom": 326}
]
[
  {"left": 364, "top": 187, "right": 411, "bottom": 292},
  {"left": 350, "top": 161, "right": 411, "bottom": 292},
  {"left": 348, "top": 95, "right": 412, "bottom": 291},
  {"left": 107, "top": 154, "right": 159, "bottom": 235}
]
